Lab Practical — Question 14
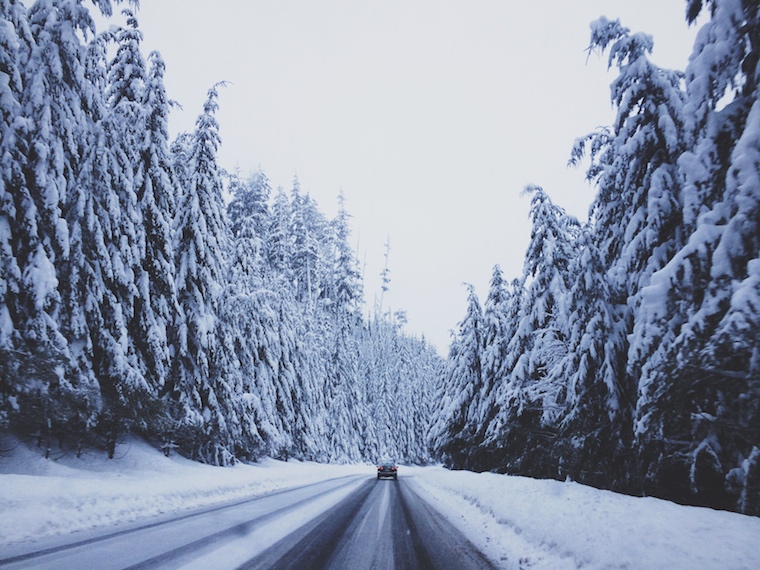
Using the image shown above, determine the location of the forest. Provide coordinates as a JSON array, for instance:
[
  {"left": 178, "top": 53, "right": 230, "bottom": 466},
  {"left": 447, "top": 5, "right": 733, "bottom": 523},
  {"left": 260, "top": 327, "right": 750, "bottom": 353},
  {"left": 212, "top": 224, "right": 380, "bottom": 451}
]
[
  {"left": 430, "top": 1, "right": 760, "bottom": 516},
  {"left": 1, "top": 0, "right": 758, "bottom": 517},
  {"left": 0, "top": 0, "right": 441, "bottom": 468}
]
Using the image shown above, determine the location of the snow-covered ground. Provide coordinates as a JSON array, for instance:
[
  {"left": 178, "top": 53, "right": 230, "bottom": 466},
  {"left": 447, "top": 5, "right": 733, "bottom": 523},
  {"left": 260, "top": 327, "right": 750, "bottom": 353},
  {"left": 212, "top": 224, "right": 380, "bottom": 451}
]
[
  {"left": 0, "top": 437, "right": 369, "bottom": 549},
  {"left": 1, "top": 437, "right": 758, "bottom": 569},
  {"left": 404, "top": 465, "right": 760, "bottom": 570}
]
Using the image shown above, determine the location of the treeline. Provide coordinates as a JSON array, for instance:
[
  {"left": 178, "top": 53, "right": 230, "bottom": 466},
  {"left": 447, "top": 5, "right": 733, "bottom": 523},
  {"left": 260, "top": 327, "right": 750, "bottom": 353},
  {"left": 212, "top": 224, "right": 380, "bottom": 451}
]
[
  {"left": 0, "top": 1, "right": 441, "bottom": 465},
  {"left": 430, "top": 1, "right": 760, "bottom": 516}
]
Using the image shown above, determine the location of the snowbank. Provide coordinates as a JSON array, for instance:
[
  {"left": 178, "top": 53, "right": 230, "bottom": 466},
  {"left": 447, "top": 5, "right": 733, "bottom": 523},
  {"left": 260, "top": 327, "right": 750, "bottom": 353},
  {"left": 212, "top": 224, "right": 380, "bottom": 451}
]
[
  {"left": 0, "top": 437, "right": 368, "bottom": 549},
  {"left": 406, "top": 465, "right": 760, "bottom": 570}
]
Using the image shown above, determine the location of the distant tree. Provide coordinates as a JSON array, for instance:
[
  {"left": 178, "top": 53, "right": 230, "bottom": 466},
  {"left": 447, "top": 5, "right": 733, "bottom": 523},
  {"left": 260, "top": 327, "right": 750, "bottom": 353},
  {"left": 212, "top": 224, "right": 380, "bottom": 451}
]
[
  {"left": 290, "top": 184, "right": 327, "bottom": 305},
  {"left": 331, "top": 192, "right": 363, "bottom": 314},
  {"left": 227, "top": 170, "right": 270, "bottom": 263},
  {"left": 267, "top": 185, "right": 293, "bottom": 277}
]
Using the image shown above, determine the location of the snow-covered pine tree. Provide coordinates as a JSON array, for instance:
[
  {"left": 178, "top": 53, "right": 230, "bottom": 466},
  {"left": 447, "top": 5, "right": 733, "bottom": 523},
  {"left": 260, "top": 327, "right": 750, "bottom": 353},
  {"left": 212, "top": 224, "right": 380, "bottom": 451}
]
[
  {"left": 94, "top": 10, "right": 166, "bottom": 450},
  {"left": 330, "top": 191, "right": 363, "bottom": 314},
  {"left": 58, "top": 27, "right": 142, "bottom": 458},
  {"left": 322, "top": 195, "right": 366, "bottom": 462},
  {"left": 567, "top": 14, "right": 690, "bottom": 481},
  {"left": 478, "top": 188, "right": 577, "bottom": 478},
  {"left": 430, "top": 284, "right": 483, "bottom": 468},
  {"left": 573, "top": 17, "right": 687, "bottom": 301},
  {"left": 293, "top": 299, "right": 331, "bottom": 461},
  {"left": 222, "top": 169, "right": 291, "bottom": 458},
  {"left": 170, "top": 132, "right": 193, "bottom": 205},
  {"left": 633, "top": 0, "right": 760, "bottom": 513},
  {"left": 171, "top": 84, "right": 237, "bottom": 464},
  {"left": 467, "top": 265, "right": 513, "bottom": 470},
  {"left": 396, "top": 334, "right": 440, "bottom": 463},
  {"left": 267, "top": 185, "right": 293, "bottom": 279},
  {"left": 0, "top": 0, "right": 36, "bottom": 430},
  {"left": 408, "top": 336, "right": 443, "bottom": 463},
  {"left": 324, "top": 315, "right": 365, "bottom": 463},
  {"left": 546, "top": 224, "right": 629, "bottom": 486},
  {"left": 229, "top": 170, "right": 270, "bottom": 252},
  {"left": 362, "top": 313, "right": 395, "bottom": 459},
  {"left": 137, "top": 50, "right": 180, "bottom": 415},
  {"left": 290, "top": 183, "right": 327, "bottom": 305},
  {"left": 108, "top": 13, "right": 179, "bottom": 413},
  {"left": 477, "top": 275, "right": 523, "bottom": 470},
  {"left": 226, "top": 172, "right": 267, "bottom": 287},
  {"left": 11, "top": 0, "right": 126, "bottom": 454},
  {"left": 271, "top": 289, "right": 318, "bottom": 460}
]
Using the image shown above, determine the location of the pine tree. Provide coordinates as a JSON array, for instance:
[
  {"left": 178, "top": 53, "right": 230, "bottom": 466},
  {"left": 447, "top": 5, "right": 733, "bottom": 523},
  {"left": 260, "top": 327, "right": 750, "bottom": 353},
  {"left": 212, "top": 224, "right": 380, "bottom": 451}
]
[
  {"left": 515, "top": 187, "right": 576, "bottom": 428},
  {"left": 466, "top": 265, "right": 512, "bottom": 469},
  {"left": 548, "top": 226, "right": 629, "bottom": 485},
  {"left": 331, "top": 192, "right": 362, "bottom": 314},
  {"left": 633, "top": 0, "right": 760, "bottom": 513},
  {"left": 267, "top": 185, "right": 293, "bottom": 278},
  {"left": 0, "top": 0, "right": 33, "bottom": 428},
  {"left": 430, "top": 284, "right": 483, "bottom": 468},
  {"left": 93, "top": 9, "right": 164, "bottom": 448},
  {"left": 136, "top": 50, "right": 180, "bottom": 409},
  {"left": 290, "top": 184, "right": 327, "bottom": 305},
  {"left": 172, "top": 84, "right": 236, "bottom": 464},
  {"left": 223, "top": 169, "right": 292, "bottom": 458},
  {"left": 13, "top": 0, "right": 124, "bottom": 453}
]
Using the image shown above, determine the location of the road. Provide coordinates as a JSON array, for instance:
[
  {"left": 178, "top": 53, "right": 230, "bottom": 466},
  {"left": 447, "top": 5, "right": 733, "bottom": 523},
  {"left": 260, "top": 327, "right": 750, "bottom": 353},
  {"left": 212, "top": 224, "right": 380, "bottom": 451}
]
[{"left": 0, "top": 473, "right": 495, "bottom": 570}]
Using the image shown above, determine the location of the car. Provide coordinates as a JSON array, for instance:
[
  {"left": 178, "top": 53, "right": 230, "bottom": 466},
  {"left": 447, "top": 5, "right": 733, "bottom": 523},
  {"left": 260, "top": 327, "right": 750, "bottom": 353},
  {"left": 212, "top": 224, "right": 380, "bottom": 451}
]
[{"left": 377, "top": 459, "right": 398, "bottom": 480}]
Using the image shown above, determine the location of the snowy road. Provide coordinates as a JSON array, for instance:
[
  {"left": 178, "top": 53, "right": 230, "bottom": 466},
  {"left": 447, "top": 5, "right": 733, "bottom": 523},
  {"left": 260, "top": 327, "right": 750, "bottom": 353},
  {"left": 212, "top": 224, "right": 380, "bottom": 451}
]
[
  {"left": 247, "top": 475, "right": 493, "bottom": 569},
  {"left": 0, "top": 474, "right": 492, "bottom": 570}
]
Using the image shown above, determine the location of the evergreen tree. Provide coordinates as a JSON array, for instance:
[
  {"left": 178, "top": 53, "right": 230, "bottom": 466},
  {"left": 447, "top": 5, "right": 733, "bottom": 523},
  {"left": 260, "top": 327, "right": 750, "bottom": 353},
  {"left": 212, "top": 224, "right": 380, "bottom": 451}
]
[
  {"left": 0, "top": 0, "right": 34, "bottom": 428},
  {"left": 16, "top": 0, "right": 121, "bottom": 453},
  {"left": 569, "top": 14, "right": 689, "bottom": 479},
  {"left": 430, "top": 284, "right": 483, "bottom": 468},
  {"left": 477, "top": 188, "right": 577, "bottom": 477},
  {"left": 172, "top": 84, "right": 236, "bottom": 464},
  {"left": 519, "top": 187, "right": 577, "bottom": 426},
  {"left": 267, "top": 185, "right": 293, "bottom": 278},
  {"left": 548, "top": 226, "right": 628, "bottom": 485},
  {"left": 467, "top": 265, "right": 512, "bottom": 469},
  {"left": 330, "top": 192, "right": 362, "bottom": 314},
  {"left": 633, "top": 0, "right": 760, "bottom": 513},
  {"left": 136, "top": 50, "right": 180, "bottom": 407},
  {"left": 325, "top": 315, "right": 364, "bottom": 462},
  {"left": 290, "top": 183, "right": 327, "bottom": 305},
  {"left": 95, "top": 9, "right": 163, "bottom": 447},
  {"left": 223, "top": 168, "right": 291, "bottom": 457}
]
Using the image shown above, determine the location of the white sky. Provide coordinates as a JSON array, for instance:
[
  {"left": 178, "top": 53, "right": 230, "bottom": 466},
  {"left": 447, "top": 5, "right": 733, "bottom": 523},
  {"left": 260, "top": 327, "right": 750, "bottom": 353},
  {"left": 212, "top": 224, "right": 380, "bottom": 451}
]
[{"left": 108, "top": 1, "right": 705, "bottom": 355}]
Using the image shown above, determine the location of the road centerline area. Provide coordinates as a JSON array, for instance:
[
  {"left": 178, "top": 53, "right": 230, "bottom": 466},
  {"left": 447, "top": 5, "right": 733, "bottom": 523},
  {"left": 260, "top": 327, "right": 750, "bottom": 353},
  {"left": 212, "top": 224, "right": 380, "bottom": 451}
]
[{"left": 240, "top": 476, "right": 496, "bottom": 570}]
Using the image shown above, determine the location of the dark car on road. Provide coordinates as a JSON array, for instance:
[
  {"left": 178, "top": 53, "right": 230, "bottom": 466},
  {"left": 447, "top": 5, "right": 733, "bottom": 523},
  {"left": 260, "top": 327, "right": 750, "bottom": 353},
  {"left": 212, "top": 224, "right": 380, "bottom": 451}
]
[{"left": 377, "top": 459, "right": 398, "bottom": 480}]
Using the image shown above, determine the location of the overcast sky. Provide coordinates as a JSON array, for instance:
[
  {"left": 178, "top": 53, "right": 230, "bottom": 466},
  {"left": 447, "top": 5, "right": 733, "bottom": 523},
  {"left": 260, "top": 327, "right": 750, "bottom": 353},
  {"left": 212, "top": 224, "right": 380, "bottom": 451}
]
[{"left": 109, "top": 1, "right": 705, "bottom": 354}]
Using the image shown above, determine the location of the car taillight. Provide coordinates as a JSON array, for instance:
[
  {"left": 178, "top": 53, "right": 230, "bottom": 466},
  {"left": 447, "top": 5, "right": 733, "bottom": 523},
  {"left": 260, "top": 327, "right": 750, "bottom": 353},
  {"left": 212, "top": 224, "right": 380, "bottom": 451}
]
[{"left": 391, "top": 467, "right": 397, "bottom": 471}]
